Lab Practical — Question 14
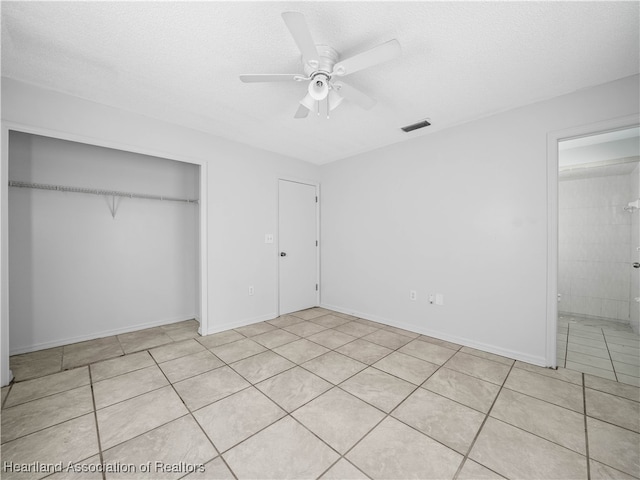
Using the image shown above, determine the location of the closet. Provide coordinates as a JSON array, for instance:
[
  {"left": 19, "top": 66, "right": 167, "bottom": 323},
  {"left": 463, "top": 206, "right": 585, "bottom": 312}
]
[{"left": 8, "top": 131, "right": 199, "bottom": 354}]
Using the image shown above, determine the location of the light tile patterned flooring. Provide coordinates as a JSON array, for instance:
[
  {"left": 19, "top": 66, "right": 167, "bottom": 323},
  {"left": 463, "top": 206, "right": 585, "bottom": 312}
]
[
  {"left": 557, "top": 314, "right": 640, "bottom": 386},
  {"left": 1, "top": 308, "right": 638, "bottom": 479}
]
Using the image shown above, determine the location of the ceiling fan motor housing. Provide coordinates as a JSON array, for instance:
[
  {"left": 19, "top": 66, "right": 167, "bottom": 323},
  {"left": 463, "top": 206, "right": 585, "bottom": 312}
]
[{"left": 303, "top": 45, "right": 339, "bottom": 78}]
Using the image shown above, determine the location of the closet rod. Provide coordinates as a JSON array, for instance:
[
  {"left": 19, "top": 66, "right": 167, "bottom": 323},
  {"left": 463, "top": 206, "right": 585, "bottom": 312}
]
[{"left": 8, "top": 181, "right": 199, "bottom": 204}]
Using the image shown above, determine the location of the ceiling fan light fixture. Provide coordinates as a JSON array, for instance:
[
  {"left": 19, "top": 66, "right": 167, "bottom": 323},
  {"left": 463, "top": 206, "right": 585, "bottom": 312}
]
[
  {"left": 299, "top": 92, "right": 316, "bottom": 111},
  {"left": 238, "top": 12, "right": 402, "bottom": 120},
  {"left": 308, "top": 75, "right": 329, "bottom": 101}
]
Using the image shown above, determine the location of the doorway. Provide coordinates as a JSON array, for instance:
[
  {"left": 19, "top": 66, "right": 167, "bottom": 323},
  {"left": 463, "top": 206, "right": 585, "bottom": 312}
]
[
  {"left": 555, "top": 125, "right": 640, "bottom": 384},
  {"left": 278, "top": 179, "right": 319, "bottom": 315}
]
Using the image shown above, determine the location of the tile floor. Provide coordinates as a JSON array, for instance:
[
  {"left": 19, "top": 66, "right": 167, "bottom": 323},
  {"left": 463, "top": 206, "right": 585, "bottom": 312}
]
[
  {"left": 1, "top": 308, "right": 639, "bottom": 479},
  {"left": 557, "top": 314, "right": 640, "bottom": 386}
]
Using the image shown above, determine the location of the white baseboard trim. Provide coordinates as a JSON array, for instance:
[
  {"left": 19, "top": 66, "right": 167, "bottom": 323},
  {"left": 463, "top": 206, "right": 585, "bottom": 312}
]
[
  {"left": 10, "top": 314, "right": 198, "bottom": 355},
  {"left": 558, "top": 310, "right": 631, "bottom": 325},
  {"left": 320, "top": 302, "right": 547, "bottom": 367},
  {"left": 203, "top": 312, "right": 278, "bottom": 336}
]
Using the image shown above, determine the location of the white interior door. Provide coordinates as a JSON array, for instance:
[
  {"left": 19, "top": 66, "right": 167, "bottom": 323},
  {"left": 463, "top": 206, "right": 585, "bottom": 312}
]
[{"left": 279, "top": 179, "right": 318, "bottom": 315}]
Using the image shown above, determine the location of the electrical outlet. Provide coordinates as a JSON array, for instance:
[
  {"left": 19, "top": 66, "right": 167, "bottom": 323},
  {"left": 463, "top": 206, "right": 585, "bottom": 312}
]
[
  {"left": 409, "top": 290, "right": 417, "bottom": 301},
  {"left": 265, "top": 234, "right": 274, "bottom": 244},
  {"left": 248, "top": 285, "right": 254, "bottom": 296}
]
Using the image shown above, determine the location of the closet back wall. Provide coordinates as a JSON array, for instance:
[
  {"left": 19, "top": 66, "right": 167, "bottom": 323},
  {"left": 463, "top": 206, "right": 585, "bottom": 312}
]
[{"left": 8, "top": 131, "right": 198, "bottom": 354}]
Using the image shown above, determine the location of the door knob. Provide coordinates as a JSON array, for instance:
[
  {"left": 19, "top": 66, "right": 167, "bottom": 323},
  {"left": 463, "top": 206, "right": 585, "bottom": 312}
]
[
  {"left": 634, "top": 262, "right": 640, "bottom": 269},
  {"left": 280, "top": 252, "right": 287, "bottom": 257}
]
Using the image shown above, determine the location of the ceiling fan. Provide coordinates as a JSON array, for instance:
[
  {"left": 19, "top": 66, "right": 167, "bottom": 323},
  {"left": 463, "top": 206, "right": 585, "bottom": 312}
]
[{"left": 239, "top": 12, "right": 401, "bottom": 119}]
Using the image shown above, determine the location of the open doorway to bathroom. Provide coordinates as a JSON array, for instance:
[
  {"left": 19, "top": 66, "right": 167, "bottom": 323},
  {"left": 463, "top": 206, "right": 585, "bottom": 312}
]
[{"left": 557, "top": 126, "right": 640, "bottom": 385}]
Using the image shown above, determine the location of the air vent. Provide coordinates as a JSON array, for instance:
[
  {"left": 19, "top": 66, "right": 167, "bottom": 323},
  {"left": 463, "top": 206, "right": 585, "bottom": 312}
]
[{"left": 401, "top": 119, "right": 431, "bottom": 133}]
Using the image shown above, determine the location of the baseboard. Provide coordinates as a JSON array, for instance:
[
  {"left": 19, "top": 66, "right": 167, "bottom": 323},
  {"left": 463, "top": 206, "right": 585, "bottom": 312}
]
[
  {"left": 321, "top": 302, "right": 547, "bottom": 367},
  {"left": 10, "top": 314, "right": 198, "bottom": 355},
  {"left": 203, "top": 312, "right": 278, "bottom": 335},
  {"left": 558, "top": 310, "right": 631, "bottom": 325}
]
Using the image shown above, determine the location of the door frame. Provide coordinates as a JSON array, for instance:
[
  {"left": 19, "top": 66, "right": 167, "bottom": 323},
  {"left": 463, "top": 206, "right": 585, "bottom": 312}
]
[
  {"left": 546, "top": 113, "right": 639, "bottom": 368},
  {"left": 276, "top": 177, "right": 320, "bottom": 316},
  {"left": 0, "top": 122, "right": 209, "bottom": 386}
]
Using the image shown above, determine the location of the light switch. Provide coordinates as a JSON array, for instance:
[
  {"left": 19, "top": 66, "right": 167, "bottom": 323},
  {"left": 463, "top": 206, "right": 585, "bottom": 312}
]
[{"left": 435, "top": 294, "right": 444, "bottom": 306}]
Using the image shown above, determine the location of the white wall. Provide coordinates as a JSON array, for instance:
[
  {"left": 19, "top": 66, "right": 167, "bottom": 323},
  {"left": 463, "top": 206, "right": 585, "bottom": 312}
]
[
  {"left": 320, "top": 74, "right": 640, "bottom": 366},
  {"left": 8, "top": 131, "right": 198, "bottom": 353},
  {"left": 2, "top": 75, "right": 638, "bottom": 378},
  {"left": 1, "top": 79, "right": 319, "bottom": 379},
  {"left": 558, "top": 170, "right": 634, "bottom": 322}
]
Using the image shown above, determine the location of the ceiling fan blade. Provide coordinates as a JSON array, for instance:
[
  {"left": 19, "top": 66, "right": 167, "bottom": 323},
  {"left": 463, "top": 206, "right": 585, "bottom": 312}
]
[
  {"left": 332, "top": 81, "right": 376, "bottom": 110},
  {"left": 281, "top": 12, "right": 320, "bottom": 67},
  {"left": 239, "top": 74, "right": 301, "bottom": 83},
  {"left": 294, "top": 104, "right": 310, "bottom": 119},
  {"left": 332, "top": 39, "right": 401, "bottom": 76}
]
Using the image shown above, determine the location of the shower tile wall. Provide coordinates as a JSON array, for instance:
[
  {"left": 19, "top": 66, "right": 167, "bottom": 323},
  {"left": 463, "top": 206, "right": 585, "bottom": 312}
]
[{"left": 559, "top": 173, "right": 632, "bottom": 321}]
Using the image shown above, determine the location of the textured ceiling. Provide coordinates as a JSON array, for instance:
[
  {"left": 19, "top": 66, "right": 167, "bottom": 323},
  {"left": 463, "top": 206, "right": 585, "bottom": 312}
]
[{"left": 2, "top": 1, "right": 639, "bottom": 165}]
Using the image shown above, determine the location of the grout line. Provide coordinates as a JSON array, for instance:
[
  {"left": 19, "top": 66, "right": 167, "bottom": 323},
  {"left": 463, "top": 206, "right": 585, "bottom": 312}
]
[
  {"left": 1, "top": 383, "right": 13, "bottom": 410},
  {"left": 87, "top": 367, "right": 107, "bottom": 480},
  {"left": 560, "top": 324, "right": 569, "bottom": 368},
  {"left": 150, "top": 352, "right": 239, "bottom": 480},
  {"left": 330, "top": 359, "right": 453, "bottom": 473},
  {"left": 420, "top": 381, "right": 499, "bottom": 416},
  {"left": 451, "top": 362, "right": 515, "bottom": 480},
  {"left": 160, "top": 351, "right": 226, "bottom": 384},
  {"left": 565, "top": 356, "right": 616, "bottom": 374},
  {"left": 149, "top": 339, "right": 208, "bottom": 364},
  {"left": 94, "top": 384, "right": 170, "bottom": 412},
  {"left": 90, "top": 351, "right": 156, "bottom": 383},
  {"left": 601, "top": 330, "right": 620, "bottom": 382},
  {"left": 316, "top": 457, "right": 372, "bottom": 480},
  {"left": 583, "top": 373, "right": 591, "bottom": 480},
  {"left": 0, "top": 409, "right": 95, "bottom": 448},
  {"left": 454, "top": 458, "right": 506, "bottom": 480},
  {"left": 3, "top": 369, "right": 92, "bottom": 409}
]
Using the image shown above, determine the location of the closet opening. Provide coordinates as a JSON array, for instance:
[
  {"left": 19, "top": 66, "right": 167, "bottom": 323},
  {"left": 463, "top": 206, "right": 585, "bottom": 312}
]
[{"left": 1, "top": 129, "right": 208, "bottom": 384}]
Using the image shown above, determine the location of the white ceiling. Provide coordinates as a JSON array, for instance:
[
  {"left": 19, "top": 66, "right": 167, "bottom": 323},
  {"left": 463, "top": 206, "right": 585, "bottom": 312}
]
[
  {"left": 2, "top": 1, "right": 639, "bottom": 165},
  {"left": 560, "top": 127, "right": 640, "bottom": 151},
  {"left": 560, "top": 127, "right": 640, "bottom": 167}
]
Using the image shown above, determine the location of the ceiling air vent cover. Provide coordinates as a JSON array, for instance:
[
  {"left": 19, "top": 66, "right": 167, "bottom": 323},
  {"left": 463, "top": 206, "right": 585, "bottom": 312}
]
[{"left": 401, "top": 120, "right": 431, "bottom": 133}]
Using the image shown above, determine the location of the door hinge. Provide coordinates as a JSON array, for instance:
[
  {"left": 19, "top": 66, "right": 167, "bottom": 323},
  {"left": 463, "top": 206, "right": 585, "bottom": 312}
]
[
  {"left": 316, "top": 240, "right": 318, "bottom": 246},
  {"left": 315, "top": 196, "right": 318, "bottom": 203},
  {"left": 316, "top": 284, "right": 318, "bottom": 291}
]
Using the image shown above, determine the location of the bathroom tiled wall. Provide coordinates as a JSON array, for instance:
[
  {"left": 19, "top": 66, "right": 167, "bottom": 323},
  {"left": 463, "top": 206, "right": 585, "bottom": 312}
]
[{"left": 559, "top": 172, "right": 633, "bottom": 321}]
